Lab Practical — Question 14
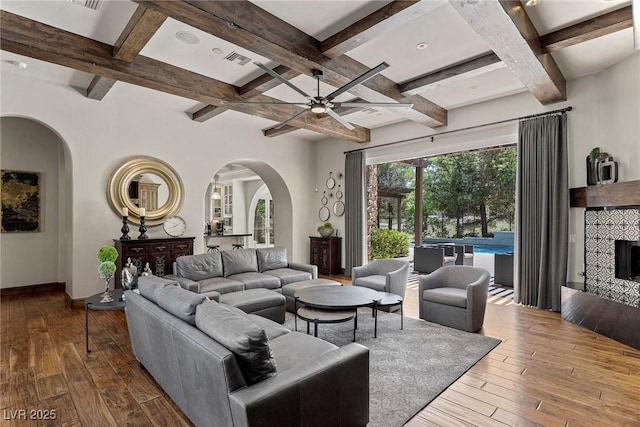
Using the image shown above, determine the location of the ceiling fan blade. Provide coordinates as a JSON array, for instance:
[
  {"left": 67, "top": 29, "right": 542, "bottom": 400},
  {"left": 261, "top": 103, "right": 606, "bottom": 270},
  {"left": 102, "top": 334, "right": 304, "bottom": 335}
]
[
  {"left": 334, "top": 102, "right": 414, "bottom": 108},
  {"left": 222, "top": 101, "right": 309, "bottom": 106},
  {"left": 273, "top": 109, "right": 310, "bottom": 129},
  {"left": 254, "top": 62, "right": 312, "bottom": 100},
  {"left": 325, "top": 62, "right": 389, "bottom": 101},
  {"left": 325, "top": 108, "right": 355, "bottom": 130}
]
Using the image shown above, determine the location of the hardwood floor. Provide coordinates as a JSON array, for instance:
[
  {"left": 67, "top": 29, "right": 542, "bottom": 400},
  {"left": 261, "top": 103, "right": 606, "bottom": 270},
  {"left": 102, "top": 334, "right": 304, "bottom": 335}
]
[{"left": 2, "top": 283, "right": 639, "bottom": 426}]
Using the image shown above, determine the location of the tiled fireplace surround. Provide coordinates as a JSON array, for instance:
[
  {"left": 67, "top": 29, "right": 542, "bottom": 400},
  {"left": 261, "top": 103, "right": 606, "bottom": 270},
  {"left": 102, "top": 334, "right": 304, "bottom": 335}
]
[{"left": 585, "top": 208, "right": 640, "bottom": 307}]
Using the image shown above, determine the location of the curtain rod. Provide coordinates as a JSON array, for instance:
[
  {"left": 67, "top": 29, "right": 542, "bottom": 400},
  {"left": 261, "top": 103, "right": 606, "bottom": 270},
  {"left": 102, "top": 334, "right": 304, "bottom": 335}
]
[{"left": 343, "top": 106, "right": 573, "bottom": 155}]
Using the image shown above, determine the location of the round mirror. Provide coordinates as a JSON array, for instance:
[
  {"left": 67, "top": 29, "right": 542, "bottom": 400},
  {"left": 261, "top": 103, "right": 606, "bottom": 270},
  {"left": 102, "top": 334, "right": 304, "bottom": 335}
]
[
  {"left": 333, "top": 200, "right": 345, "bottom": 216},
  {"left": 107, "top": 156, "right": 184, "bottom": 226},
  {"left": 326, "top": 177, "right": 335, "bottom": 189},
  {"left": 321, "top": 196, "right": 328, "bottom": 205},
  {"left": 319, "top": 206, "right": 330, "bottom": 221},
  {"left": 335, "top": 185, "right": 343, "bottom": 200}
]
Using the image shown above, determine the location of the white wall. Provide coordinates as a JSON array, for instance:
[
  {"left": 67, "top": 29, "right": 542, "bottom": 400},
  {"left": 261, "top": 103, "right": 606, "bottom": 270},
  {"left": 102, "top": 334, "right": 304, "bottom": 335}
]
[
  {"left": 1, "top": 73, "right": 317, "bottom": 299},
  {"left": 0, "top": 117, "right": 63, "bottom": 288},
  {"left": 314, "top": 52, "right": 640, "bottom": 282}
]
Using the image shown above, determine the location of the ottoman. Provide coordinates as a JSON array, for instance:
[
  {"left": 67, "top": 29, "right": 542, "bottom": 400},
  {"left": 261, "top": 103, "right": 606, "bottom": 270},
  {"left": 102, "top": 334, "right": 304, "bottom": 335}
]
[
  {"left": 281, "top": 278, "right": 341, "bottom": 312},
  {"left": 219, "top": 288, "right": 286, "bottom": 324}
]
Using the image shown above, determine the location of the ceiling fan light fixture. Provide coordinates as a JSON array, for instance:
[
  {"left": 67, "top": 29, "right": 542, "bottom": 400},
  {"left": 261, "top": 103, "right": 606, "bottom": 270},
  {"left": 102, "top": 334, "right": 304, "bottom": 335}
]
[{"left": 311, "top": 104, "right": 326, "bottom": 114}]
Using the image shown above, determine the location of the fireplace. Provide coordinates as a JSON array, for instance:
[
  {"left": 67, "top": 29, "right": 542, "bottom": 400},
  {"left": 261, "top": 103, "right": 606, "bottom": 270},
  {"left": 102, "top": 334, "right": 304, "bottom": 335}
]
[
  {"left": 584, "top": 208, "right": 640, "bottom": 307},
  {"left": 615, "top": 240, "right": 640, "bottom": 282}
]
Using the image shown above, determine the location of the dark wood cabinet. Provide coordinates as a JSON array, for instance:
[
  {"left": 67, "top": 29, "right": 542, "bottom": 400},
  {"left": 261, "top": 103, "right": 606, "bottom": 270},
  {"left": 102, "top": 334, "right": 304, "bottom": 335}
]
[
  {"left": 113, "top": 237, "right": 194, "bottom": 288},
  {"left": 310, "top": 236, "right": 342, "bottom": 275}
]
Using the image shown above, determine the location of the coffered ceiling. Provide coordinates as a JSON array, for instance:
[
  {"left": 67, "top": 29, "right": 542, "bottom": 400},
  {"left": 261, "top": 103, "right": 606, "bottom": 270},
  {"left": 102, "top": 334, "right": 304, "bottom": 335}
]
[{"left": 0, "top": 0, "right": 636, "bottom": 143}]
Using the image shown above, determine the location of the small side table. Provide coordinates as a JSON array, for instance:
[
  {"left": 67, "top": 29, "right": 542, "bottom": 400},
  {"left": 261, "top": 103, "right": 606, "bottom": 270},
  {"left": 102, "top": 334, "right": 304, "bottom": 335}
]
[
  {"left": 297, "top": 306, "right": 356, "bottom": 341},
  {"left": 373, "top": 292, "right": 404, "bottom": 337},
  {"left": 85, "top": 289, "right": 126, "bottom": 353}
]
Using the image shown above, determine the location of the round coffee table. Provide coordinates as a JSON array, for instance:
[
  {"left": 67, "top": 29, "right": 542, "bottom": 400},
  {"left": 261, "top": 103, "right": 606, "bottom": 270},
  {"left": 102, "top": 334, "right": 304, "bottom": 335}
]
[{"left": 294, "top": 286, "right": 381, "bottom": 341}]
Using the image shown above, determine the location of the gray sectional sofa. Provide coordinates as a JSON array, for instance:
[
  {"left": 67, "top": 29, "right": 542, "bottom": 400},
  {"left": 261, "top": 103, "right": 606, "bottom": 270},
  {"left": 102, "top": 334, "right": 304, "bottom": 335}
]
[
  {"left": 125, "top": 276, "right": 369, "bottom": 427},
  {"left": 167, "top": 247, "right": 317, "bottom": 295}
]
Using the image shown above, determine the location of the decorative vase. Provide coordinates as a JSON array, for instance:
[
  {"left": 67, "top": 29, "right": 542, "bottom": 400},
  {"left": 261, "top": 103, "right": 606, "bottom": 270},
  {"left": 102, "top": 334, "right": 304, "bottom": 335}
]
[
  {"left": 586, "top": 156, "right": 598, "bottom": 185},
  {"left": 100, "top": 277, "right": 114, "bottom": 303},
  {"left": 318, "top": 227, "right": 334, "bottom": 237}
]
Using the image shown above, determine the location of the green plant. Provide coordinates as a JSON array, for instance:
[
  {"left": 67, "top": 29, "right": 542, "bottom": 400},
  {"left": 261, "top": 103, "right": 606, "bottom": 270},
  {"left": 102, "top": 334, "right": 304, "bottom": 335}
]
[
  {"left": 370, "top": 228, "right": 409, "bottom": 259},
  {"left": 96, "top": 245, "right": 118, "bottom": 262},
  {"left": 317, "top": 222, "right": 333, "bottom": 231},
  {"left": 589, "top": 147, "right": 600, "bottom": 163},
  {"left": 98, "top": 261, "right": 117, "bottom": 279}
]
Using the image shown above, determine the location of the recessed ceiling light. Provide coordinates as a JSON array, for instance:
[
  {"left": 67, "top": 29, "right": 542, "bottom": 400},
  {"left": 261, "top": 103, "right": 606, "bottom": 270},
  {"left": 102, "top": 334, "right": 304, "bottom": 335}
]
[
  {"left": 525, "top": 0, "right": 538, "bottom": 6},
  {"left": 175, "top": 31, "right": 200, "bottom": 45},
  {"left": 5, "top": 60, "right": 28, "bottom": 69},
  {"left": 416, "top": 42, "right": 428, "bottom": 50},
  {"left": 212, "top": 47, "right": 224, "bottom": 55}
]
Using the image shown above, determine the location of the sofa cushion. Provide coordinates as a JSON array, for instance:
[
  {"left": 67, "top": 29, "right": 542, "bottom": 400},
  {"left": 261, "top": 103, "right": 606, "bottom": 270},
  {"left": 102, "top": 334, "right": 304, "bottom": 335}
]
[
  {"left": 156, "top": 285, "right": 206, "bottom": 325},
  {"left": 246, "top": 314, "right": 290, "bottom": 340},
  {"left": 222, "top": 249, "right": 258, "bottom": 277},
  {"left": 219, "top": 289, "right": 285, "bottom": 314},
  {"left": 256, "top": 247, "right": 288, "bottom": 273},
  {"left": 199, "top": 277, "right": 245, "bottom": 294},
  {"left": 269, "top": 331, "right": 337, "bottom": 372},
  {"left": 176, "top": 252, "right": 223, "bottom": 281},
  {"left": 422, "top": 287, "right": 468, "bottom": 308},
  {"left": 263, "top": 268, "right": 312, "bottom": 286},
  {"left": 137, "top": 275, "right": 178, "bottom": 304},
  {"left": 196, "top": 300, "right": 277, "bottom": 385},
  {"left": 228, "top": 272, "right": 280, "bottom": 290}
]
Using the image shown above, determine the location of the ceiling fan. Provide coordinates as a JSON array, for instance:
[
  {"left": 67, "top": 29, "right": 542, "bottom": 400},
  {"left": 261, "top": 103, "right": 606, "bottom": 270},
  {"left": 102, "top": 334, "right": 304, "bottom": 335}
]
[{"left": 222, "top": 62, "right": 413, "bottom": 130}]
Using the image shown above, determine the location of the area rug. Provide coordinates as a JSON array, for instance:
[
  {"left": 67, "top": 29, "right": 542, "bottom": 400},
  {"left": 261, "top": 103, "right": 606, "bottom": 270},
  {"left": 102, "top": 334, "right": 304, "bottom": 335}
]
[{"left": 284, "top": 309, "right": 500, "bottom": 427}]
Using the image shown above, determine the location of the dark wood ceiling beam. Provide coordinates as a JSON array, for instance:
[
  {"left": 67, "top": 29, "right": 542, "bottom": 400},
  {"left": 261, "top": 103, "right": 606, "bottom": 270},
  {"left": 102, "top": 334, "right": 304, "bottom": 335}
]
[
  {"left": 0, "top": 11, "right": 369, "bottom": 142},
  {"left": 86, "top": 5, "right": 166, "bottom": 100},
  {"left": 540, "top": 5, "right": 632, "bottom": 53},
  {"left": 134, "top": 0, "right": 447, "bottom": 128},
  {"left": 448, "top": 0, "right": 566, "bottom": 105},
  {"left": 192, "top": 66, "right": 300, "bottom": 122},
  {"left": 321, "top": 0, "right": 435, "bottom": 58},
  {"left": 399, "top": 52, "right": 504, "bottom": 96}
]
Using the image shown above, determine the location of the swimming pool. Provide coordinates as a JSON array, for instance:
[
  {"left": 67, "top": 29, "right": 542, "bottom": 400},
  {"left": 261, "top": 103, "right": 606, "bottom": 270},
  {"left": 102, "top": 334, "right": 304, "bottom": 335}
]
[{"left": 473, "top": 244, "right": 513, "bottom": 255}]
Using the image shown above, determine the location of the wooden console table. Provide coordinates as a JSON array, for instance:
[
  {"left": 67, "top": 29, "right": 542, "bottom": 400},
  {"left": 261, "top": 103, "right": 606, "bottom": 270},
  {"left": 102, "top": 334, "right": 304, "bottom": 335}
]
[{"left": 113, "top": 237, "right": 194, "bottom": 288}]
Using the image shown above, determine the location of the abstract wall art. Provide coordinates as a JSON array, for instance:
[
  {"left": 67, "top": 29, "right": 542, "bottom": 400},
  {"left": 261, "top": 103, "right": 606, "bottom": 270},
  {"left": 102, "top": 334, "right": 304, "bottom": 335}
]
[{"left": 1, "top": 170, "right": 41, "bottom": 232}]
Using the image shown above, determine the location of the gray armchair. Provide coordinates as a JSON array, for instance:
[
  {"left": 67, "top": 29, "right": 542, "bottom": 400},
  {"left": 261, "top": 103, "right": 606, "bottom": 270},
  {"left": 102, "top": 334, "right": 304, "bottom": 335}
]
[
  {"left": 352, "top": 259, "right": 410, "bottom": 311},
  {"left": 418, "top": 265, "right": 490, "bottom": 332}
]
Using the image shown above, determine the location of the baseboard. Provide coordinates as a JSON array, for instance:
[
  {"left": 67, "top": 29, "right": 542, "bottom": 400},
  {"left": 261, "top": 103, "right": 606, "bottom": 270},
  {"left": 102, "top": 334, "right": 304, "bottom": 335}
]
[
  {"left": 0, "top": 282, "right": 65, "bottom": 296},
  {"left": 64, "top": 292, "right": 85, "bottom": 309}
]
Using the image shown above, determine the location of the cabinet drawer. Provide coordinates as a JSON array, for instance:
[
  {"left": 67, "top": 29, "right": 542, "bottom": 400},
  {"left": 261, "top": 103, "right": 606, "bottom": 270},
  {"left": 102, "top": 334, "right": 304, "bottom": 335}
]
[
  {"left": 149, "top": 243, "right": 170, "bottom": 252},
  {"left": 123, "top": 244, "right": 147, "bottom": 254},
  {"left": 171, "top": 241, "right": 192, "bottom": 252}
]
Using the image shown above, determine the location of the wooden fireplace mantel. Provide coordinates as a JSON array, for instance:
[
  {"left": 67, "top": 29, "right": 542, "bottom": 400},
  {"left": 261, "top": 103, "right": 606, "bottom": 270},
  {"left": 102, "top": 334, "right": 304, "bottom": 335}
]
[{"left": 570, "top": 180, "right": 640, "bottom": 208}]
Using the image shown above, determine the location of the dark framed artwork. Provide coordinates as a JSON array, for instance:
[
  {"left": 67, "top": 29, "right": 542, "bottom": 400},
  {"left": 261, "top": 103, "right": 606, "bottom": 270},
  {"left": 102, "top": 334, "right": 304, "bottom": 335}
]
[{"left": 1, "top": 170, "right": 41, "bottom": 232}]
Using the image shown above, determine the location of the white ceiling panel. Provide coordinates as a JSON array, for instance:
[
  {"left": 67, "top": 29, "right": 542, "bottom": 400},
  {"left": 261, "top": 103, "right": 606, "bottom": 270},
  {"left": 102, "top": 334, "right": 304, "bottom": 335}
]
[
  {"left": 1, "top": 51, "right": 94, "bottom": 88},
  {"left": 250, "top": 0, "right": 393, "bottom": 40},
  {"left": 347, "top": 3, "right": 489, "bottom": 83},
  {"left": 140, "top": 18, "right": 277, "bottom": 87},
  {"left": 419, "top": 67, "right": 527, "bottom": 110},
  {"left": 262, "top": 74, "right": 355, "bottom": 103},
  {"left": 523, "top": 0, "right": 631, "bottom": 35},
  {"left": 107, "top": 81, "right": 200, "bottom": 113},
  {"left": 551, "top": 27, "right": 636, "bottom": 79},
  {"left": 343, "top": 107, "right": 406, "bottom": 129},
  {"left": 0, "top": 0, "right": 136, "bottom": 45}
]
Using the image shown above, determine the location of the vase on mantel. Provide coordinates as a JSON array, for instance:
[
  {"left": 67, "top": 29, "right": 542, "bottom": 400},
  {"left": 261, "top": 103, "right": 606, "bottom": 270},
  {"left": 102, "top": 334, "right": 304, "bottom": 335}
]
[{"left": 586, "top": 156, "right": 598, "bottom": 186}]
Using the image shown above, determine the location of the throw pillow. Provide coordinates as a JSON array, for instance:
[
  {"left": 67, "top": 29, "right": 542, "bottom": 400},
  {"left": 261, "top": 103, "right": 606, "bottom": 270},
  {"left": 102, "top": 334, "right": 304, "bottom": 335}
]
[
  {"left": 221, "top": 248, "right": 258, "bottom": 277},
  {"left": 156, "top": 285, "right": 206, "bottom": 325},
  {"left": 175, "top": 252, "right": 223, "bottom": 281},
  {"left": 137, "top": 275, "right": 178, "bottom": 304},
  {"left": 195, "top": 300, "right": 277, "bottom": 385},
  {"left": 256, "top": 247, "right": 288, "bottom": 273}
]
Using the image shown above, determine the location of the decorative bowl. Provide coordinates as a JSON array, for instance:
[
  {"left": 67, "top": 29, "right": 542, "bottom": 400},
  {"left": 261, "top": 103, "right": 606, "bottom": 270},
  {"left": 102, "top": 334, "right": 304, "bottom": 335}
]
[{"left": 318, "top": 227, "right": 334, "bottom": 237}]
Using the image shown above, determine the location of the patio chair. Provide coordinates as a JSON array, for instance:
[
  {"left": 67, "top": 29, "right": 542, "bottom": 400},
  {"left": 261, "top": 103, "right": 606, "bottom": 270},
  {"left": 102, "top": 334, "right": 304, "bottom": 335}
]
[
  {"left": 351, "top": 259, "right": 409, "bottom": 312},
  {"left": 418, "top": 265, "right": 490, "bottom": 332},
  {"left": 414, "top": 246, "right": 457, "bottom": 273},
  {"left": 453, "top": 244, "right": 474, "bottom": 266}
]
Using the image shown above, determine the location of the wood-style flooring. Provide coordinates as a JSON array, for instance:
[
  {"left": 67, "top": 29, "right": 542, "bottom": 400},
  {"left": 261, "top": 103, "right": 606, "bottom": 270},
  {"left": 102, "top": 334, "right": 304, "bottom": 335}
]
[{"left": 2, "top": 282, "right": 639, "bottom": 426}]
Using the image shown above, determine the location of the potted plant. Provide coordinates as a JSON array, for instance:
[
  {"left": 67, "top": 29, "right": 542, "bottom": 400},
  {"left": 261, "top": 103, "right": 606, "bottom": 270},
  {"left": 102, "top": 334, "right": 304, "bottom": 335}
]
[
  {"left": 97, "top": 245, "right": 119, "bottom": 303},
  {"left": 317, "top": 222, "right": 335, "bottom": 237}
]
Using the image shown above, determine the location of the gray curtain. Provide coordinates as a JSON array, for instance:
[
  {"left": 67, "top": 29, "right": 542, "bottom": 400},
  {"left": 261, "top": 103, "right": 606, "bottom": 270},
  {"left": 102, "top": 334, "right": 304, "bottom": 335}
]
[
  {"left": 345, "top": 151, "right": 365, "bottom": 277},
  {"left": 516, "top": 113, "right": 568, "bottom": 312}
]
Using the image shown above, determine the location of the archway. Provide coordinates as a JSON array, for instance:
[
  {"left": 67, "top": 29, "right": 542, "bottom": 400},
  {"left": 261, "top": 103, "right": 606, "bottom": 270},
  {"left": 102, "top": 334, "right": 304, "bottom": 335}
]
[
  {"left": 0, "top": 116, "right": 73, "bottom": 296},
  {"left": 204, "top": 160, "right": 294, "bottom": 253}
]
